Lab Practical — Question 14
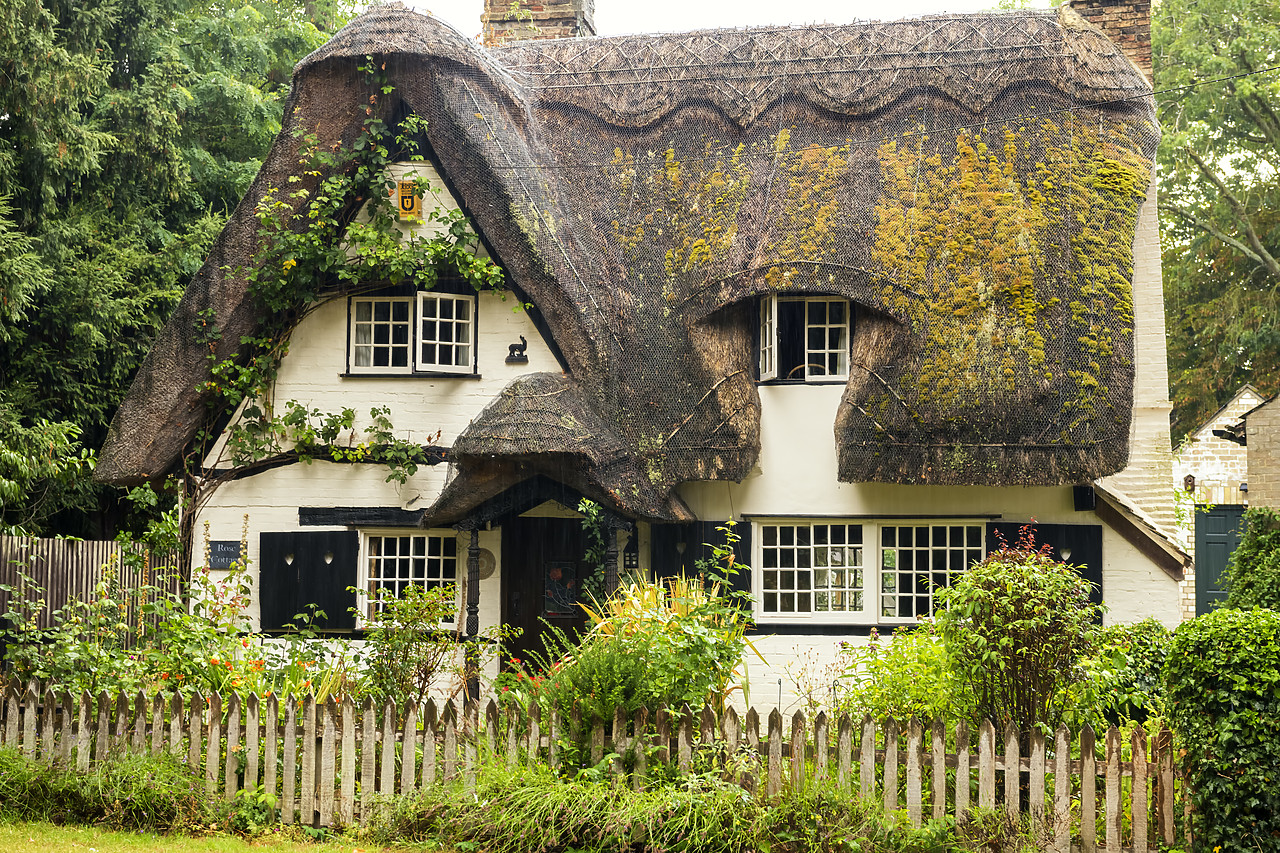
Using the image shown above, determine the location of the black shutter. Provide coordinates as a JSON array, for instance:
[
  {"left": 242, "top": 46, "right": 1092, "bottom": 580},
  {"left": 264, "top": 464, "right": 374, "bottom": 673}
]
[
  {"left": 986, "top": 522, "right": 1103, "bottom": 612},
  {"left": 259, "top": 531, "right": 359, "bottom": 632},
  {"left": 650, "top": 523, "right": 697, "bottom": 581},
  {"left": 651, "top": 521, "right": 750, "bottom": 592}
]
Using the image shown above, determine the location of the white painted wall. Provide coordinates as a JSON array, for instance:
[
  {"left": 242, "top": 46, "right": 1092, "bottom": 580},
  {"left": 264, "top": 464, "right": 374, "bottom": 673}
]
[{"left": 194, "top": 159, "right": 561, "bottom": 690}]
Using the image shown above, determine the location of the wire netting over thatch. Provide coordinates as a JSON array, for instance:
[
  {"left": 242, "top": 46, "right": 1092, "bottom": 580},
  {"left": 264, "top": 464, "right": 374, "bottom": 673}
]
[{"left": 98, "top": 3, "right": 1158, "bottom": 519}]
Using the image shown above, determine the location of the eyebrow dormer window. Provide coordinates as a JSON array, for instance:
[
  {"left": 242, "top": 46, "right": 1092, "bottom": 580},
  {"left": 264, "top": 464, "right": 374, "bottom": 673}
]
[{"left": 759, "top": 295, "right": 850, "bottom": 381}]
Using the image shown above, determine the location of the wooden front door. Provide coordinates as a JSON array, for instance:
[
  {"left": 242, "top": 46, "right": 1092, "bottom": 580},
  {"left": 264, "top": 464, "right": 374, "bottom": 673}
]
[{"left": 501, "top": 515, "right": 590, "bottom": 669}]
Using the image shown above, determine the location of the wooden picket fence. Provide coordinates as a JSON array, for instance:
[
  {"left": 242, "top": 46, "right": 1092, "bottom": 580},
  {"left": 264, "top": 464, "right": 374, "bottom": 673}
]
[{"left": 0, "top": 681, "right": 1182, "bottom": 849}]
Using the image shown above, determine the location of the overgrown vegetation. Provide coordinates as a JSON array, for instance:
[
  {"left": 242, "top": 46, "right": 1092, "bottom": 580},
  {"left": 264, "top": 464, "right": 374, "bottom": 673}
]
[
  {"left": 360, "top": 581, "right": 515, "bottom": 710},
  {"left": 185, "top": 59, "right": 505, "bottom": 549},
  {"left": 831, "top": 526, "right": 1166, "bottom": 739},
  {"left": 0, "top": 0, "right": 355, "bottom": 536},
  {"left": 371, "top": 763, "right": 1040, "bottom": 853},
  {"left": 0, "top": 748, "right": 209, "bottom": 831},
  {"left": 835, "top": 623, "right": 974, "bottom": 728},
  {"left": 497, "top": 524, "right": 756, "bottom": 755},
  {"left": 1223, "top": 506, "right": 1280, "bottom": 610},
  {"left": 1156, "top": 0, "right": 1280, "bottom": 435},
  {"left": 0, "top": 522, "right": 496, "bottom": 706},
  {"left": 1165, "top": 607, "right": 1280, "bottom": 852}
]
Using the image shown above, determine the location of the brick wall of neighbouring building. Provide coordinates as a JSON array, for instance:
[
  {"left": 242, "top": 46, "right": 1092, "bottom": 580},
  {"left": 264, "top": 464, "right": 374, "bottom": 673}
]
[
  {"left": 1069, "top": 0, "right": 1152, "bottom": 80},
  {"left": 1170, "top": 387, "right": 1261, "bottom": 619},
  {"left": 483, "top": 0, "right": 596, "bottom": 42},
  {"left": 1248, "top": 398, "right": 1280, "bottom": 509}
]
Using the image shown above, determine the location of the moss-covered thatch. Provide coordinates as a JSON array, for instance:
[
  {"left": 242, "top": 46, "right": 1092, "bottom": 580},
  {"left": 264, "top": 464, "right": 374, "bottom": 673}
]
[{"left": 96, "top": 3, "right": 1158, "bottom": 519}]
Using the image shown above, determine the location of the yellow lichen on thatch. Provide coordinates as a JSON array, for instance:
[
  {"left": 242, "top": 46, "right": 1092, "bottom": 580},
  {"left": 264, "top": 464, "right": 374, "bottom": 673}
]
[
  {"left": 606, "top": 142, "right": 752, "bottom": 286},
  {"left": 761, "top": 135, "right": 851, "bottom": 287},
  {"left": 872, "top": 117, "right": 1150, "bottom": 423}
]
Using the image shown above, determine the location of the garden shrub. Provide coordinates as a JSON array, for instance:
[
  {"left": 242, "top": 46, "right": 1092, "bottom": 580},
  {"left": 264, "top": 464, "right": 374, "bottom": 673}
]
[
  {"left": 1088, "top": 617, "right": 1171, "bottom": 724},
  {"left": 360, "top": 582, "right": 464, "bottom": 709},
  {"left": 507, "top": 524, "right": 755, "bottom": 727},
  {"left": 934, "top": 525, "right": 1100, "bottom": 734},
  {"left": 1223, "top": 507, "right": 1280, "bottom": 609},
  {"left": 1165, "top": 607, "right": 1280, "bottom": 852},
  {"left": 834, "top": 622, "right": 975, "bottom": 727}
]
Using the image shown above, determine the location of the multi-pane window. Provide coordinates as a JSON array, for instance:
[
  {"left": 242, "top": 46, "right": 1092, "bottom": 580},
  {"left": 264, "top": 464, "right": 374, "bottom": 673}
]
[
  {"left": 419, "top": 293, "right": 473, "bottom": 373},
  {"left": 363, "top": 532, "right": 458, "bottom": 619},
  {"left": 880, "top": 525, "right": 983, "bottom": 619},
  {"left": 759, "top": 295, "right": 851, "bottom": 381},
  {"left": 347, "top": 292, "right": 476, "bottom": 375},
  {"left": 351, "top": 298, "right": 412, "bottom": 371},
  {"left": 754, "top": 520, "right": 985, "bottom": 623},
  {"left": 760, "top": 523, "right": 865, "bottom": 616}
]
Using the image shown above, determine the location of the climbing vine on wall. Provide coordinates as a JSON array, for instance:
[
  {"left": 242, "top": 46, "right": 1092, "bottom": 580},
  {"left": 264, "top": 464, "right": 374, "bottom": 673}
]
[{"left": 193, "top": 58, "right": 504, "bottom": 487}]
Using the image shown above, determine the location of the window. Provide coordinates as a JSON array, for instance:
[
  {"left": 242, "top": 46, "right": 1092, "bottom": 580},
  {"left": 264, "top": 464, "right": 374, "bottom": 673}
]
[
  {"left": 362, "top": 531, "right": 459, "bottom": 621},
  {"left": 759, "top": 295, "right": 850, "bottom": 381},
  {"left": 753, "top": 520, "right": 985, "bottom": 624},
  {"left": 351, "top": 297, "right": 412, "bottom": 371},
  {"left": 760, "top": 522, "right": 867, "bottom": 619},
  {"left": 418, "top": 293, "right": 473, "bottom": 373},
  {"left": 348, "top": 290, "right": 476, "bottom": 375},
  {"left": 880, "top": 524, "right": 983, "bottom": 619}
]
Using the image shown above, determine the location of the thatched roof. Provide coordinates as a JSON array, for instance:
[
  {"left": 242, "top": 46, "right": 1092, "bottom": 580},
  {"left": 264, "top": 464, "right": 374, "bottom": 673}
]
[{"left": 97, "top": 3, "right": 1159, "bottom": 521}]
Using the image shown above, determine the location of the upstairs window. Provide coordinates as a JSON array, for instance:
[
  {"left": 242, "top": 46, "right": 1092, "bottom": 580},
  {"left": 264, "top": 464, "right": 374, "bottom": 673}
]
[
  {"left": 418, "top": 293, "right": 473, "bottom": 373},
  {"left": 347, "top": 289, "right": 476, "bottom": 375},
  {"left": 759, "top": 295, "right": 850, "bottom": 381},
  {"left": 351, "top": 297, "right": 413, "bottom": 371}
]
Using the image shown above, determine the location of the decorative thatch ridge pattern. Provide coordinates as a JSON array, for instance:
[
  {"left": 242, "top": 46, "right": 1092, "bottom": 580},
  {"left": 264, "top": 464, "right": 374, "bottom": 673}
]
[{"left": 97, "top": 3, "right": 1158, "bottom": 521}]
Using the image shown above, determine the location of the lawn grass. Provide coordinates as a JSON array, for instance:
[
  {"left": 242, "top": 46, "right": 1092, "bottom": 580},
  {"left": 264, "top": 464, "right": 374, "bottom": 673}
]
[{"left": 0, "top": 822, "right": 407, "bottom": 853}]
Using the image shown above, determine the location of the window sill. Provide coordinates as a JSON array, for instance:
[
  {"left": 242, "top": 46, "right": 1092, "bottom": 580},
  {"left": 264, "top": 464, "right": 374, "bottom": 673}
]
[
  {"left": 757, "top": 378, "right": 848, "bottom": 386},
  {"left": 341, "top": 371, "right": 483, "bottom": 379},
  {"left": 746, "top": 621, "right": 925, "bottom": 636}
]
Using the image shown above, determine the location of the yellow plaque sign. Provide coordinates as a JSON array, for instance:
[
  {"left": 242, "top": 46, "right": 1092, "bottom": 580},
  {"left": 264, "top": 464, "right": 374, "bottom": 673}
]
[{"left": 396, "top": 180, "right": 421, "bottom": 220}]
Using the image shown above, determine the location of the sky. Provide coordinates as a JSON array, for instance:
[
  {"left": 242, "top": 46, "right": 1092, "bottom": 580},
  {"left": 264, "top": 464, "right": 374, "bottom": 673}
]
[{"left": 407, "top": 0, "right": 1017, "bottom": 41}]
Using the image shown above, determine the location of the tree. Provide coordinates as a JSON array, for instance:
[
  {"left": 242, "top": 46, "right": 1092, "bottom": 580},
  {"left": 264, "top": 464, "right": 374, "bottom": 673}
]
[
  {"left": 0, "top": 0, "right": 353, "bottom": 534},
  {"left": 1154, "top": 0, "right": 1280, "bottom": 437}
]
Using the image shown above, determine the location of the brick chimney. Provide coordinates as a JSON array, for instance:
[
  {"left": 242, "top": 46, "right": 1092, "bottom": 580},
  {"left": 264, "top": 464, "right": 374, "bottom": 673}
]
[
  {"left": 1069, "top": 0, "right": 1152, "bottom": 81},
  {"left": 483, "top": 0, "right": 596, "bottom": 43}
]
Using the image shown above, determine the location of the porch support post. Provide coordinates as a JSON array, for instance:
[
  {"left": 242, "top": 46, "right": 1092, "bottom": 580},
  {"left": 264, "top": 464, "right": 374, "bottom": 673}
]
[
  {"left": 604, "top": 524, "right": 620, "bottom": 597},
  {"left": 602, "top": 517, "right": 631, "bottom": 598},
  {"left": 460, "top": 524, "right": 482, "bottom": 701}
]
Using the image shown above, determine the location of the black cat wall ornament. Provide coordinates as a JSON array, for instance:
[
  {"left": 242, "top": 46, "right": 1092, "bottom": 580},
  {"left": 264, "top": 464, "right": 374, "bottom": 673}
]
[{"left": 506, "top": 335, "right": 528, "bottom": 363}]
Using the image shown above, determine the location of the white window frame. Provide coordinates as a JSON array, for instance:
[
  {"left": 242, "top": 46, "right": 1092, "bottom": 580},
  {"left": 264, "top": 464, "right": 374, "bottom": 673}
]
[
  {"left": 752, "top": 519, "right": 985, "bottom": 625},
  {"left": 359, "top": 529, "right": 462, "bottom": 624},
  {"left": 758, "top": 295, "right": 851, "bottom": 381},
  {"left": 347, "top": 291, "right": 477, "bottom": 376},
  {"left": 417, "top": 292, "right": 474, "bottom": 374},
  {"left": 757, "top": 520, "right": 869, "bottom": 624},
  {"left": 349, "top": 296, "right": 414, "bottom": 374}
]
